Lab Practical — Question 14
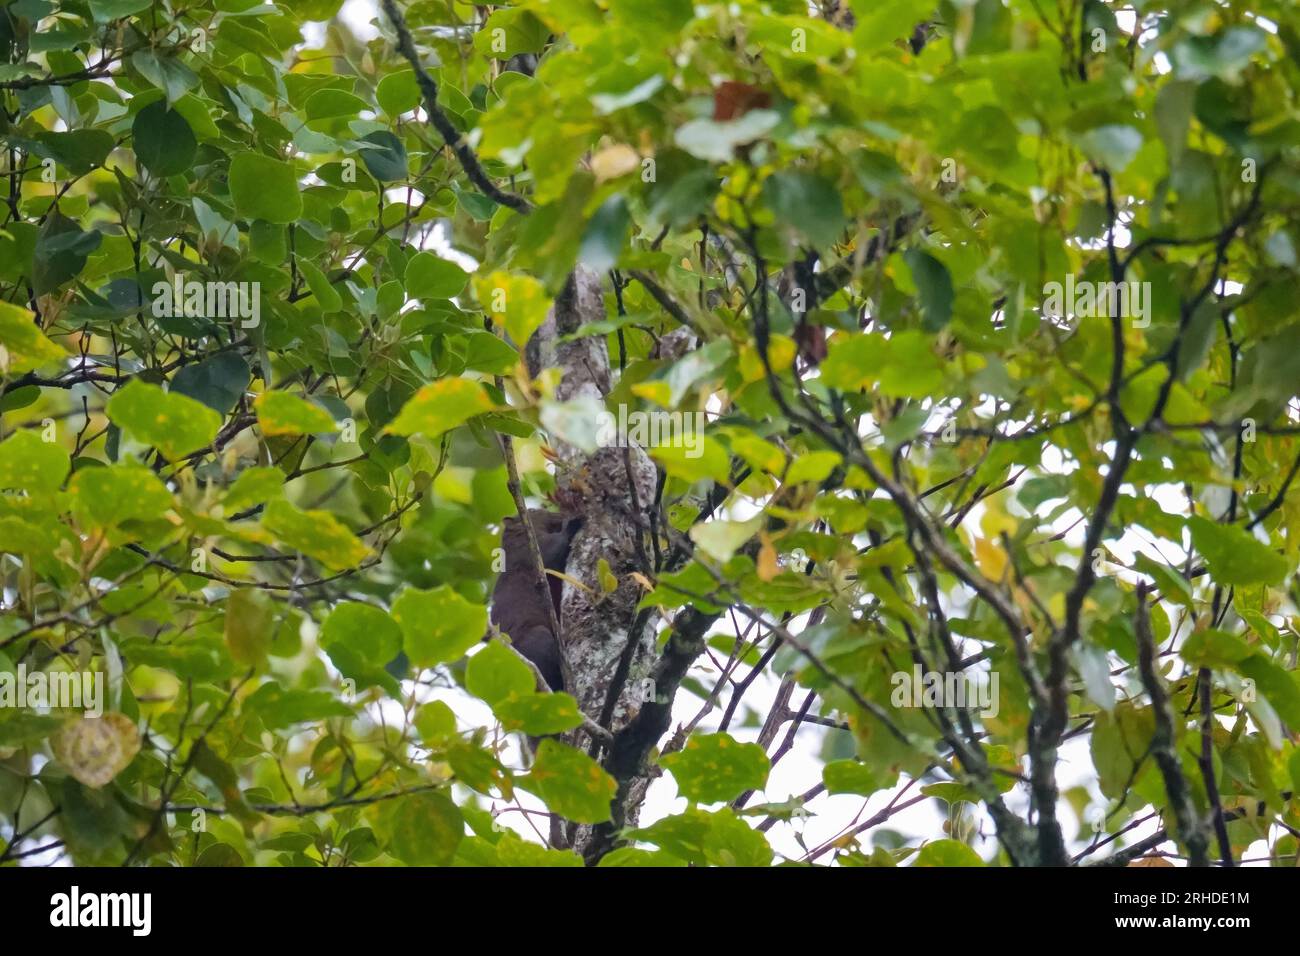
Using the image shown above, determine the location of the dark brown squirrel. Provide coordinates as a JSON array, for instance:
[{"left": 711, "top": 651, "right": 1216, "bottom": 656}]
[{"left": 489, "top": 509, "right": 583, "bottom": 692}]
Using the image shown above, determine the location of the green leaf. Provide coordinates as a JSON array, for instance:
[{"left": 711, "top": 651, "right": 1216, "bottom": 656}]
[
  {"left": 495, "top": 692, "right": 586, "bottom": 735},
  {"left": 297, "top": 259, "right": 342, "bottom": 312},
  {"left": 474, "top": 8, "right": 551, "bottom": 58},
  {"left": 484, "top": 830, "right": 582, "bottom": 866},
  {"left": 648, "top": 163, "right": 720, "bottom": 229},
  {"left": 392, "top": 586, "right": 488, "bottom": 667},
  {"left": 243, "top": 683, "right": 352, "bottom": 730},
  {"left": 224, "top": 466, "right": 284, "bottom": 512},
  {"left": 1227, "top": 326, "right": 1300, "bottom": 416},
  {"left": 69, "top": 463, "right": 172, "bottom": 527},
  {"left": 0, "top": 429, "right": 70, "bottom": 493},
  {"left": 820, "top": 332, "right": 888, "bottom": 391},
  {"left": 89, "top": 0, "right": 152, "bottom": 21},
  {"left": 1073, "top": 641, "right": 1116, "bottom": 714},
  {"left": 880, "top": 331, "right": 944, "bottom": 398},
  {"left": 0, "top": 710, "right": 68, "bottom": 748},
  {"left": 578, "top": 195, "right": 630, "bottom": 272},
  {"left": 305, "top": 88, "right": 369, "bottom": 122},
  {"left": 1070, "top": 125, "right": 1143, "bottom": 172},
  {"left": 1180, "top": 629, "right": 1255, "bottom": 670},
  {"left": 414, "top": 700, "right": 458, "bottom": 744},
  {"left": 1188, "top": 515, "right": 1289, "bottom": 587},
  {"left": 376, "top": 69, "right": 421, "bottom": 116},
  {"left": 406, "top": 252, "right": 469, "bottom": 300},
  {"left": 596, "top": 847, "right": 688, "bottom": 867},
  {"left": 661, "top": 336, "right": 733, "bottom": 406},
  {"left": 131, "top": 50, "right": 198, "bottom": 104},
  {"left": 262, "top": 499, "right": 372, "bottom": 571},
  {"left": 852, "top": 0, "right": 933, "bottom": 53},
  {"left": 133, "top": 102, "right": 196, "bottom": 176},
  {"left": 1154, "top": 80, "right": 1196, "bottom": 168},
  {"left": 463, "top": 332, "right": 520, "bottom": 374},
  {"left": 702, "top": 808, "right": 773, "bottom": 866},
  {"left": 0, "top": 516, "right": 57, "bottom": 558},
  {"left": 902, "top": 250, "right": 954, "bottom": 332},
  {"left": 523, "top": 739, "right": 617, "bottom": 823},
  {"left": 649, "top": 435, "right": 731, "bottom": 484},
  {"left": 385, "top": 378, "right": 496, "bottom": 438},
  {"left": 822, "top": 760, "right": 879, "bottom": 795},
  {"left": 631, "top": 807, "right": 773, "bottom": 866},
  {"left": 610, "top": 0, "right": 694, "bottom": 37},
  {"left": 33, "top": 129, "right": 114, "bottom": 175},
  {"left": 194, "top": 843, "right": 244, "bottom": 867},
  {"left": 32, "top": 214, "right": 101, "bottom": 295},
  {"left": 105, "top": 379, "right": 222, "bottom": 460},
  {"left": 662, "top": 732, "right": 770, "bottom": 804},
  {"left": 387, "top": 792, "right": 464, "bottom": 865},
  {"left": 229, "top": 153, "right": 302, "bottom": 224},
  {"left": 466, "top": 640, "right": 535, "bottom": 707},
  {"left": 170, "top": 352, "right": 250, "bottom": 416},
  {"left": 922, "top": 782, "right": 976, "bottom": 804},
  {"left": 785, "top": 450, "right": 842, "bottom": 484},
  {"left": 1172, "top": 27, "right": 1266, "bottom": 82},
  {"left": 358, "top": 130, "right": 408, "bottom": 182},
  {"left": 254, "top": 391, "right": 338, "bottom": 436},
  {"left": 249, "top": 221, "right": 286, "bottom": 263},
  {"left": 763, "top": 171, "right": 846, "bottom": 248},
  {"left": 1236, "top": 656, "right": 1300, "bottom": 729},
  {"left": 225, "top": 588, "right": 274, "bottom": 668},
  {"left": 291, "top": 0, "right": 346, "bottom": 19},
  {"left": 689, "top": 517, "right": 762, "bottom": 563},
  {"left": 60, "top": 779, "right": 129, "bottom": 851},
  {"left": 914, "top": 839, "right": 984, "bottom": 866},
  {"left": 1091, "top": 703, "right": 1156, "bottom": 800},
  {"left": 1133, "top": 553, "right": 1194, "bottom": 607},
  {"left": 319, "top": 601, "right": 403, "bottom": 691}
]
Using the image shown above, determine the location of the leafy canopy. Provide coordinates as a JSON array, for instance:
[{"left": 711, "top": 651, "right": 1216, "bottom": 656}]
[{"left": 1, "top": 0, "right": 1299, "bottom": 868}]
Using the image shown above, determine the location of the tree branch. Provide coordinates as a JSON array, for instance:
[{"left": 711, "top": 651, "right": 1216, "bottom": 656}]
[
  {"left": 1134, "top": 583, "right": 1210, "bottom": 867},
  {"left": 379, "top": 0, "right": 531, "bottom": 214}
]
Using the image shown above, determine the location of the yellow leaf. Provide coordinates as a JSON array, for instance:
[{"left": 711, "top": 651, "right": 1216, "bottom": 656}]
[
  {"left": 474, "top": 272, "right": 552, "bottom": 348},
  {"left": 630, "top": 380, "right": 672, "bottom": 407},
  {"left": 629, "top": 571, "right": 656, "bottom": 591},
  {"left": 548, "top": 569, "right": 594, "bottom": 595},
  {"left": 737, "top": 337, "right": 796, "bottom": 382},
  {"left": 254, "top": 391, "right": 338, "bottom": 437},
  {"left": 597, "top": 557, "right": 618, "bottom": 593},
  {"left": 0, "top": 300, "right": 66, "bottom": 374},
  {"left": 757, "top": 533, "right": 779, "bottom": 581},
  {"left": 590, "top": 144, "right": 640, "bottom": 183},
  {"left": 52, "top": 713, "right": 141, "bottom": 789},
  {"left": 978, "top": 494, "right": 1017, "bottom": 538},
  {"left": 974, "top": 535, "right": 1007, "bottom": 581}
]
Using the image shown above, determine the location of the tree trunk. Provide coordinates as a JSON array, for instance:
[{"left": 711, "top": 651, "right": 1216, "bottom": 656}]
[{"left": 527, "top": 267, "right": 662, "bottom": 854}]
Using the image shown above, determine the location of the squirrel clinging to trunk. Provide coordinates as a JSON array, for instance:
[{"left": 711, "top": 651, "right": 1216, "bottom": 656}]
[{"left": 489, "top": 509, "right": 583, "bottom": 692}]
